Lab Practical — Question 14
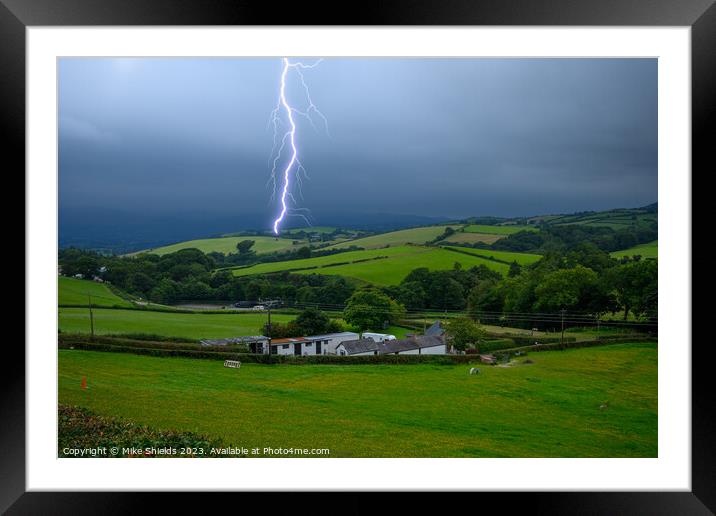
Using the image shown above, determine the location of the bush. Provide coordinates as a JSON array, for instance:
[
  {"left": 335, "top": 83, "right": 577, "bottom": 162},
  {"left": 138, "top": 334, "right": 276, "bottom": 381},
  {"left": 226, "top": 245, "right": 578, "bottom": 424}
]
[
  {"left": 478, "top": 338, "right": 516, "bottom": 353},
  {"left": 58, "top": 404, "right": 227, "bottom": 457}
]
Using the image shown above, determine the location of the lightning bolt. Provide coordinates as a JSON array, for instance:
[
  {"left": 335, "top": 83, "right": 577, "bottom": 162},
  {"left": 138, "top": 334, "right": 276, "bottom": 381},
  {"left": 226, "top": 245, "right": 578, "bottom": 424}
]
[{"left": 268, "top": 58, "right": 327, "bottom": 235}]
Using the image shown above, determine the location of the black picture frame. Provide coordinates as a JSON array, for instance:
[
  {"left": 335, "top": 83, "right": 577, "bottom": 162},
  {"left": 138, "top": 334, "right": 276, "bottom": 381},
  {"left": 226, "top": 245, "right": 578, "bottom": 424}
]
[{"left": 6, "top": 0, "right": 711, "bottom": 513}]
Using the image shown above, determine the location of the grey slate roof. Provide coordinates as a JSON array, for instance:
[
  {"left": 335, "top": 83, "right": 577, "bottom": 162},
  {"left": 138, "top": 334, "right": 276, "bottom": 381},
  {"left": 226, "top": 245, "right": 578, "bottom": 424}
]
[
  {"left": 338, "top": 338, "right": 381, "bottom": 355},
  {"left": 339, "top": 335, "right": 445, "bottom": 355},
  {"left": 380, "top": 335, "right": 445, "bottom": 354}
]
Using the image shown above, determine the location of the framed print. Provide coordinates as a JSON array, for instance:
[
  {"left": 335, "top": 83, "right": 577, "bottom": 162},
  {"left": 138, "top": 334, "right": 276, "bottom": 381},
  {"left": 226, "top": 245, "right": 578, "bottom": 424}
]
[{"left": 6, "top": 0, "right": 713, "bottom": 512}]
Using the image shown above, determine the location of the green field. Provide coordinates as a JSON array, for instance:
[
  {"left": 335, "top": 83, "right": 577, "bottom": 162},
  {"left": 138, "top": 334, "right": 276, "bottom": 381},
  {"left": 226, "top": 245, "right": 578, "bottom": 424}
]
[
  {"left": 449, "top": 247, "right": 543, "bottom": 265},
  {"left": 611, "top": 240, "right": 658, "bottom": 260},
  {"left": 548, "top": 208, "right": 657, "bottom": 231},
  {"left": 230, "top": 245, "right": 517, "bottom": 285},
  {"left": 442, "top": 232, "right": 503, "bottom": 245},
  {"left": 463, "top": 224, "right": 537, "bottom": 235},
  {"left": 133, "top": 236, "right": 307, "bottom": 256},
  {"left": 328, "top": 225, "right": 461, "bottom": 250},
  {"left": 58, "top": 343, "right": 657, "bottom": 457},
  {"left": 59, "top": 277, "right": 134, "bottom": 308},
  {"left": 59, "top": 308, "right": 294, "bottom": 340}
]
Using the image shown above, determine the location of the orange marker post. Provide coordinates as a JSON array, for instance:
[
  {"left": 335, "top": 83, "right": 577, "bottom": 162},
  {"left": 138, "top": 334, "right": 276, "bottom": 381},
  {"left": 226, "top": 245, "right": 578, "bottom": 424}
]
[{"left": 81, "top": 376, "right": 87, "bottom": 390}]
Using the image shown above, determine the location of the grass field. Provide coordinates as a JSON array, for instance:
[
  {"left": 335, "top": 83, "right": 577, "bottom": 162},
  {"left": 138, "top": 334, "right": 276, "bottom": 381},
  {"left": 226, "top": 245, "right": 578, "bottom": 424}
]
[
  {"left": 442, "top": 232, "right": 503, "bottom": 245},
  {"left": 328, "top": 225, "right": 461, "bottom": 250},
  {"left": 455, "top": 247, "right": 542, "bottom": 265},
  {"left": 230, "top": 245, "right": 516, "bottom": 285},
  {"left": 463, "top": 224, "right": 537, "bottom": 235},
  {"left": 133, "top": 236, "right": 307, "bottom": 256},
  {"left": 59, "top": 277, "right": 134, "bottom": 308},
  {"left": 449, "top": 247, "right": 543, "bottom": 265},
  {"left": 611, "top": 240, "right": 658, "bottom": 260},
  {"left": 58, "top": 342, "right": 657, "bottom": 457},
  {"left": 59, "top": 308, "right": 295, "bottom": 340}
]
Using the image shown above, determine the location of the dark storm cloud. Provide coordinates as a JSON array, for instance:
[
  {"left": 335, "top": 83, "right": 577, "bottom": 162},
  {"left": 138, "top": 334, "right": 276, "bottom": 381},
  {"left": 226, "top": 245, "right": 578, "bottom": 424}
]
[{"left": 59, "top": 57, "right": 657, "bottom": 226}]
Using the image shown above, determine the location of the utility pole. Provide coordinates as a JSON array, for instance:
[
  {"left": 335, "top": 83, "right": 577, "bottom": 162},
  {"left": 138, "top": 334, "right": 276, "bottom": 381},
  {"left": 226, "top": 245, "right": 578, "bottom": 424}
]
[
  {"left": 88, "top": 294, "right": 95, "bottom": 341},
  {"left": 560, "top": 308, "right": 566, "bottom": 349},
  {"left": 266, "top": 303, "right": 272, "bottom": 354}
]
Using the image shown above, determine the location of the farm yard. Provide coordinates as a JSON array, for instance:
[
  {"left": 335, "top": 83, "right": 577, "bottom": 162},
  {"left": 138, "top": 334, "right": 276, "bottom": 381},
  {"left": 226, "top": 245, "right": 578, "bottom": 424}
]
[{"left": 58, "top": 342, "right": 657, "bottom": 458}]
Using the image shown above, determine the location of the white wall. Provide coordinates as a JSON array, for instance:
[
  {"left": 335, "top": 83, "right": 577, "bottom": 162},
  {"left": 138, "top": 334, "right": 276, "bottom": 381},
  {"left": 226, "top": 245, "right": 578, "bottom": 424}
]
[
  {"left": 323, "top": 333, "right": 360, "bottom": 354},
  {"left": 395, "top": 345, "right": 447, "bottom": 355}
]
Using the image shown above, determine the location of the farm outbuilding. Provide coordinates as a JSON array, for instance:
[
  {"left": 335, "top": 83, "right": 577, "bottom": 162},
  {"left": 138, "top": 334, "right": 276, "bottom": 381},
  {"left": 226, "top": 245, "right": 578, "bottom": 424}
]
[
  {"left": 336, "top": 335, "right": 447, "bottom": 356},
  {"left": 269, "top": 332, "right": 360, "bottom": 356}
]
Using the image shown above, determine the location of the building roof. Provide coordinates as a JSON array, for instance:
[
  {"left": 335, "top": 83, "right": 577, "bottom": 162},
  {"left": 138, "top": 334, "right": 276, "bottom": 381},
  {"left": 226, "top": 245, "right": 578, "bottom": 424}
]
[
  {"left": 424, "top": 321, "right": 445, "bottom": 337},
  {"left": 270, "top": 337, "right": 312, "bottom": 345},
  {"left": 337, "top": 338, "right": 381, "bottom": 355},
  {"left": 337, "top": 335, "right": 445, "bottom": 355},
  {"left": 304, "top": 331, "right": 359, "bottom": 341},
  {"left": 200, "top": 336, "right": 268, "bottom": 346},
  {"left": 380, "top": 335, "right": 445, "bottom": 354}
]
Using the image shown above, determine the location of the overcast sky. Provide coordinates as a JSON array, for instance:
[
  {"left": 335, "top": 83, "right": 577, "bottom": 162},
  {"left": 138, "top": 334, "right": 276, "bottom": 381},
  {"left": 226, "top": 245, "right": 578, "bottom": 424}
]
[{"left": 59, "top": 57, "right": 657, "bottom": 229}]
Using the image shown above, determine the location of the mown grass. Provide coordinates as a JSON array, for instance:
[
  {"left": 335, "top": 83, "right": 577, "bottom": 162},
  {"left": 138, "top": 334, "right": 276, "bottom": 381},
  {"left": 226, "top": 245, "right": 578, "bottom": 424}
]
[
  {"left": 59, "top": 277, "right": 134, "bottom": 308},
  {"left": 58, "top": 343, "right": 657, "bottom": 457},
  {"left": 132, "top": 236, "right": 307, "bottom": 256},
  {"left": 231, "top": 245, "right": 520, "bottom": 285},
  {"left": 611, "top": 240, "right": 658, "bottom": 260},
  {"left": 59, "top": 308, "right": 295, "bottom": 340}
]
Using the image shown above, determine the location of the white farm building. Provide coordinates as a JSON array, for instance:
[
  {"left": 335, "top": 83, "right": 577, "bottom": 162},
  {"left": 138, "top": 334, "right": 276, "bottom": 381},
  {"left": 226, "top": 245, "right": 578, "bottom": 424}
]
[{"left": 268, "top": 332, "right": 359, "bottom": 356}]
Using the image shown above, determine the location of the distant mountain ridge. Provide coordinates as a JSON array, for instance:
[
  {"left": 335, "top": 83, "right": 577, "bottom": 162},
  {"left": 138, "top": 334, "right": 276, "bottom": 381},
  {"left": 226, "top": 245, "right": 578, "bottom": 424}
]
[{"left": 60, "top": 203, "right": 657, "bottom": 254}]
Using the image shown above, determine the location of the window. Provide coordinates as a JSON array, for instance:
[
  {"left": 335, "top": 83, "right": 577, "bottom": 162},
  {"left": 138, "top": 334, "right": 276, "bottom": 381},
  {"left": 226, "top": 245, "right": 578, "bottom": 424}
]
[
  {"left": 306, "top": 343, "right": 312, "bottom": 347},
  {"left": 282, "top": 344, "right": 289, "bottom": 349}
]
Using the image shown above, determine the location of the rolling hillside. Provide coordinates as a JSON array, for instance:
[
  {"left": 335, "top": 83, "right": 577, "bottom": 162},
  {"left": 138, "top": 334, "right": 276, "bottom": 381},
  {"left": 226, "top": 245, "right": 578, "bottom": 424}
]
[
  {"left": 228, "top": 245, "right": 539, "bottom": 285},
  {"left": 327, "top": 225, "right": 461, "bottom": 250},
  {"left": 132, "top": 235, "right": 308, "bottom": 256},
  {"left": 59, "top": 277, "right": 134, "bottom": 308},
  {"left": 540, "top": 205, "right": 657, "bottom": 230},
  {"left": 611, "top": 240, "right": 658, "bottom": 260}
]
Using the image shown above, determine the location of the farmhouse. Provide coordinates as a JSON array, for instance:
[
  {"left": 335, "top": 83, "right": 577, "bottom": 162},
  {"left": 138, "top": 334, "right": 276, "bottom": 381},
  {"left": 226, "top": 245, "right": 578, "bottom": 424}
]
[
  {"left": 336, "top": 335, "right": 447, "bottom": 356},
  {"left": 269, "top": 332, "right": 360, "bottom": 356}
]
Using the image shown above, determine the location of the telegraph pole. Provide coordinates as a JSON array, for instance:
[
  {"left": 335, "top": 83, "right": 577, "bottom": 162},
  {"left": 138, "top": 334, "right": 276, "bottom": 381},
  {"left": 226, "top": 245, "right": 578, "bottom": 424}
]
[{"left": 88, "top": 294, "right": 95, "bottom": 341}]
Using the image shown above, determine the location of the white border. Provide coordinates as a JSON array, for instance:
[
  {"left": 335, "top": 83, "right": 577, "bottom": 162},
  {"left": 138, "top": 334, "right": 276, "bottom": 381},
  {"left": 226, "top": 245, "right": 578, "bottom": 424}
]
[{"left": 27, "top": 27, "right": 691, "bottom": 491}]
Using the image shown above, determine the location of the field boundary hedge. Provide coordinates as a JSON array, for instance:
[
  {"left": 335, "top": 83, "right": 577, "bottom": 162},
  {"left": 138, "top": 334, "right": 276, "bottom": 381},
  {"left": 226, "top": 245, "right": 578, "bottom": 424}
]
[
  {"left": 493, "top": 335, "right": 657, "bottom": 357},
  {"left": 59, "top": 333, "right": 656, "bottom": 365}
]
